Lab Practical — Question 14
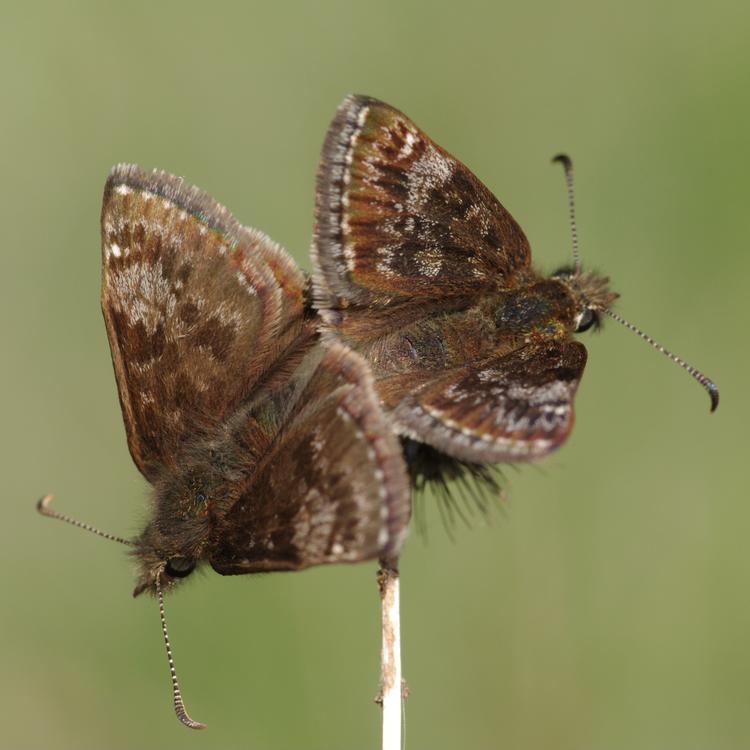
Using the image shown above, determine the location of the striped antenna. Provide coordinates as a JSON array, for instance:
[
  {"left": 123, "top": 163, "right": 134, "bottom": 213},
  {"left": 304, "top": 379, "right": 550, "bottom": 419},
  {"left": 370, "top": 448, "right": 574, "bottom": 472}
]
[
  {"left": 553, "top": 154, "right": 581, "bottom": 272},
  {"left": 604, "top": 308, "right": 719, "bottom": 412},
  {"left": 36, "top": 494, "right": 133, "bottom": 546},
  {"left": 155, "top": 572, "right": 206, "bottom": 730},
  {"left": 549, "top": 154, "right": 718, "bottom": 412}
]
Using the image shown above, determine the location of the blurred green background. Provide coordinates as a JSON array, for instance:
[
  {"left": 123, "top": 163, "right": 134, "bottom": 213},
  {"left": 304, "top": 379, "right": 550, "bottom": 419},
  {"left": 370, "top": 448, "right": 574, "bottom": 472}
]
[{"left": 3, "top": 1, "right": 748, "bottom": 748}]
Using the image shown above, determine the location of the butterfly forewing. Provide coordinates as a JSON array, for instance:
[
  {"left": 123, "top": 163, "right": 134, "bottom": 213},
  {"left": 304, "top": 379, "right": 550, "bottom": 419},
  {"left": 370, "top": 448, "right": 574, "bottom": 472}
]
[
  {"left": 313, "top": 95, "right": 531, "bottom": 309},
  {"left": 210, "top": 343, "right": 410, "bottom": 573},
  {"left": 101, "top": 165, "right": 307, "bottom": 481}
]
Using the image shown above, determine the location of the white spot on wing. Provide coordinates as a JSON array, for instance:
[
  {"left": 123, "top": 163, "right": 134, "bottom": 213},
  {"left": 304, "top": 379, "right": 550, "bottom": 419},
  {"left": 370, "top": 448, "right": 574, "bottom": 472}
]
[
  {"left": 413, "top": 246, "right": 443, "bottom": 278},
  {"left": 107, "top": 258, "right": 176, "bottom": 332},
  {"left": 398, "top": 129, "right": 419, "bottom": 159},
  {"left": 376, "top": 247, "right": 395, "bottom": 276},
  {"left": 377, "top": 527, "right": 389, "bottom": 547}
]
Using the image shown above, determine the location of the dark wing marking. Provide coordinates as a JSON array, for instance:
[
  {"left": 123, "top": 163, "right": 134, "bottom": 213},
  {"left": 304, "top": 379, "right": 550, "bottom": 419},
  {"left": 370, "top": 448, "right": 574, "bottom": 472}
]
[
  {"left": 209, "top": 343, "right": 410, "bottom": 574},
  {"left": 391, "top": 341, "right": 587, "bottom": 463},
  {"left": 101, "top": 164, "right": 307, "bottom": 482},
  {"left": 313, "top": 94, "right": 531, "bottom": 309}
]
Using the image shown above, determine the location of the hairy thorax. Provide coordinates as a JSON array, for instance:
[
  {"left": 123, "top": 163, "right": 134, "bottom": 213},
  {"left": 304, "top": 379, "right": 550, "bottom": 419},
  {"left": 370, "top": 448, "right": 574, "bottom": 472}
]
[{"left": 328, "top": 272, "right": 579, "bottom": 410}]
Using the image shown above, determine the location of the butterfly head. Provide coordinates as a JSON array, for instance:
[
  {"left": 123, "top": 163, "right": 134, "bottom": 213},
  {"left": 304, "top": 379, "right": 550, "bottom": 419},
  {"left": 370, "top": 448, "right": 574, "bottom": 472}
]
[
  {"left": 131, "top": 467, "right": 220, "bottom": 596},
  {"left": 552, "top": 266, "right": 620, "bottom": 334},
  {"left": 131, "top": 527, "right": 200, "bottom": 597}
]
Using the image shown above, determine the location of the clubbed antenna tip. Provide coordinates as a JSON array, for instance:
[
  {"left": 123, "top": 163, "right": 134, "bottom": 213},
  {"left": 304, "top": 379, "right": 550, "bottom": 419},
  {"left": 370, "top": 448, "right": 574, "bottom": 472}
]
[
  {"left": 155, "top": 573, "right": 206, "bottom": 730},
  {"left": 707, "top": 382, "right": 720, "bottom": 413},
  {"left": 603, "top": 309, "right": 720, "bottom": 413}
]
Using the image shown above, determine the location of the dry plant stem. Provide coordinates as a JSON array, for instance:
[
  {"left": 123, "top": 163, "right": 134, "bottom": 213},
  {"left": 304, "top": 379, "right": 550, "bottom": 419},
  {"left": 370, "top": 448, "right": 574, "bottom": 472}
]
[{"left": 378, "top": 558, "right": 402, "bottom": 750}]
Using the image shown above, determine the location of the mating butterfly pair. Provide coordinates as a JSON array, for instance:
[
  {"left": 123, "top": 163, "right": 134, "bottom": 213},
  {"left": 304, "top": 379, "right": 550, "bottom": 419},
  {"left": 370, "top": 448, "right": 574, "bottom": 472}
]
[{"left": 39, "top": 95, "right": 718, "bottom": 729}]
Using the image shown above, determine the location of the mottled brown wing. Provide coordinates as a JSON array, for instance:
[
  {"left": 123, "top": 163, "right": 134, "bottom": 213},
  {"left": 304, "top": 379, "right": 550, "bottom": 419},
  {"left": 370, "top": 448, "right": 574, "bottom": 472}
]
[
  {"left": 313, "top": 94, "right": 531, "bottom": 309},
  {"left": 101, "top": 164, "right": 307, "bottom": 482},
  {"left": 391, "top": 340, "right": 587, "bottom": 463},
  {"left": 209, "top": 343, "right": 410, "bottom": 574}
]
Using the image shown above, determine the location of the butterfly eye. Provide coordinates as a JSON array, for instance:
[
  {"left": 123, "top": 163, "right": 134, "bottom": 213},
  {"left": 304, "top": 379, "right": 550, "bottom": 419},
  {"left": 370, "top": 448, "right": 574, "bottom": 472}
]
[
  {"left": 552, "top": 265, "right": 575, "bottom": 279},
  {"left": 165, "top": 557, "right": 196, "bottom": 578},
  {"left": 575, "top": 308, "right": 598, "bottom": 333}
]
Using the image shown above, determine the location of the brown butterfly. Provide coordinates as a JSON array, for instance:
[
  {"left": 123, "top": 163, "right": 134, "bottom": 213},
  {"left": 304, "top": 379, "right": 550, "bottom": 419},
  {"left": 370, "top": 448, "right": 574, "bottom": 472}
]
[
  {"left": 38, "top": 164, "right": 410, "bottom": 728},
  {"left": 312, "top": 95, "right": 718, "bottom": 489}
]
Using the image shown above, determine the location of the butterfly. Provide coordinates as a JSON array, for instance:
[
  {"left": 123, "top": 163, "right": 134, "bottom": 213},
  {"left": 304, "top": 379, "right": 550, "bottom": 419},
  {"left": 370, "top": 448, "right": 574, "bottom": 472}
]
[
  {"left": 311, "top": 95, "right": 718, "bottom": 490},
  {"left": 38, "top": 163, "right": 411, "bottom": 728}
]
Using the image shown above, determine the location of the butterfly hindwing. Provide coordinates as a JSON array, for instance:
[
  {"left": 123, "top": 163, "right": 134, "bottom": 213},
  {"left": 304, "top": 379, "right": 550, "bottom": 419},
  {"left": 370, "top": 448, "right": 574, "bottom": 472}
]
[
  {"left": 209, "top": 342, "right": 411, "bottom": 573},
  {"left": 313, "top": 94, "right": 531, "bottom": 309},
  {"left": 101, "top": 165, "right": 307, "bottom": 482},
  {"left": 392, "top": 341, "right": 587, "bottom": 463}
]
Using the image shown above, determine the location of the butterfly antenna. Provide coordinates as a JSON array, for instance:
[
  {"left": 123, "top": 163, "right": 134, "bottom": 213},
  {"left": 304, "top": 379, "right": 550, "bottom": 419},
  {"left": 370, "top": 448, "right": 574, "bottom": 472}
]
[
  {"left": 155, "top": 571, "right": 206, "bottom": 730},
  {"left": 603, "top": 308, "right": 719, "bottom": 412},
  {"left": 552, "top": 154, "right": 581, "bottom": 272},
  {"left": 36, "top": 494, "right": 133, "bottom": 546}
]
